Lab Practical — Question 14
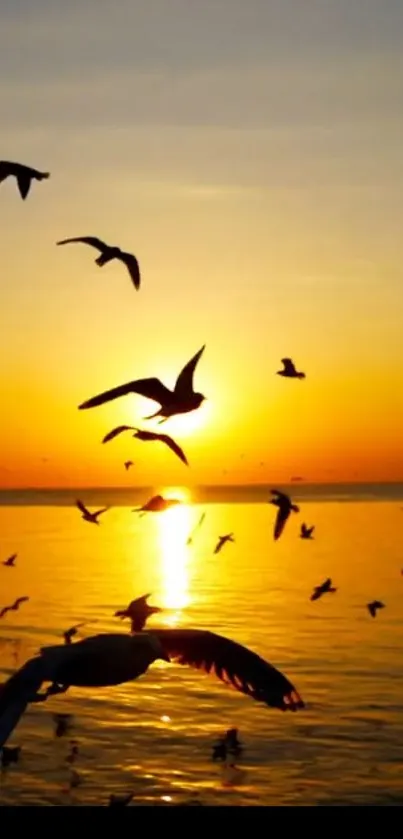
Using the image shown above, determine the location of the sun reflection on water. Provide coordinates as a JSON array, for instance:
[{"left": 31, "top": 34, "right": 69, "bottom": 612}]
[{"left": 157, "top": 488, "right": 192, "bottom": 624}]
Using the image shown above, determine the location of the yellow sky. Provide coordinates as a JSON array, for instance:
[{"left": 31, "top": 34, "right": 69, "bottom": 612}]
[{"left": 1, "top": 1, "right": 403, "bottom": 487}]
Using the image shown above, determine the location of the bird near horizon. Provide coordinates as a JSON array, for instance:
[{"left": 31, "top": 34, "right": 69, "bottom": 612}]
[
  {"left": 310, "top": 578, "right": 337, "bottom": 602},
  {"left": 124, "top": 460, "right": 134, "bottom": 471},
  {"left": 75, "top": 499, "right": 109, "bottom": 525},
  {"left": 3, "top": 554, "right": 17, "bottom": 567},
  {"left": 367, "top": 600, "right": 385, "bottom": 618},
  {"left": 57, "top": 236, "right": 141, "bottom": 290},
  {"left": 276, "top": 358, "right": 305, "bottom": 380},
  {"left": 300, "top": 523, "right": 315, "bottom": 540},
  {"left": 133, "top": 495, "right": 181, "bottom": 515},
  {"left": 79, "top": 345, "right": 206, "bottom": 421},
  {"left": 103, "top": 425, "right": 188, "bottom": 466},
  {"left": 0, "top": 597, "right": 29, "bottom": 619},
  {"left": 115, "top": 593, "right": 162, "bottom": 633},
  {"left": 0, "top": 161, "right": 49, "bottom": 200},
  {"left": 270, "top": 489, "right": 299, "bottom": 540},
  {"left": 214, "top": 533, "right": 235, "bottom": 554},
  {"left": 0, "top": 630, "right": 304, "bottom": 748}
]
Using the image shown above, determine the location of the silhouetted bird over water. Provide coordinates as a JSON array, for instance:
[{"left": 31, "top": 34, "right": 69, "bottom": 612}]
[
  {"left": 0, "top": 161, "right": 49, "bottom": 200},
  {"left": 3, "top": 554, "right": 17, "bottom": 567},
  {"left": 57, "top": 236, "right": 141, "bottom": 290},
  {"left": 79, "top": 345, "right": 206, "bottom": 421},
  {"left": 0, "top": 597, "right": 29, "bottom": 619},
  {"left": 310, "top": 578, "right": 337, "bottom": 602},
  {"left": 300, "top": 523, "right": 315, "bottom": 540},
  {"left": 115, "top": 594, "right": 162, "bottom": 632},
  {"left": 103, "top": 426, "right": 188, "bottom": 465},
  {"left": 1, "top": 745, "right": 21, "bottom": 768},
  {"left": 124, "top": 460, "right": 133, "bottom": 471},
  {"left": 214, "top": 533, "right": 235, "bottom": 554},
  {"left": 75, "top": 500, "right": 109, "bottom": 525},
  {"left": 276, "top": 358, "right": 305, "bottom": 379},
  {"left": 133, "top": 495, "right": 181, "bottom": 515},
  {"left": 367, "top": 600, "right": 385, "bottom": 618},
  {"left": 270, "top": 490, "right": 299, "bottom": 540}
]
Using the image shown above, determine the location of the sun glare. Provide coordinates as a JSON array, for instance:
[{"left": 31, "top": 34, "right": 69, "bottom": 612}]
[{"left": 157, "top": 488, "right": 192, "bottom": 622}]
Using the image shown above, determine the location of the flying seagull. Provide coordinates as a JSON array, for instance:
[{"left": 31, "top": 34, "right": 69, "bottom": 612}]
[
  {"left": 214, "top": 533, "right": 235, "bottom": 555},
  {"left": 0, "top": 161, "right": 49, "bottom": 200},
  {"left": 115, "top": 594, "right": 162, "bottom": 632},
  {"left": 367, "top": 600, "right": 385, "bottom": 618},
  {"left": 102, "top": 426, "right": 188, "bottom": 466},
  {"left": 3, "top": 554, "right": 17, "bottom": 567},
  {"left": 270, "top": 489, "right": 299, "bottom": 540},
  {"left": 310, "top": 578, "right": 337, "bottom": 602},
  {"left": 124, "top": 460, "right": 134, "bottom": 471},
  {"left": 75, "top": 499, "right": 109, "bottom": 525},
  {"left": 300, "top": 524, "right": 315, "bottom": 540},
  {"left": 276, "top": 358, "right": 305, "bottom": 380},
  {"left": 0, "top": 597, "right": 29, "bottom": 619},
  {"left": 186, "top": 512, "right": 206, "bottom": 546},
  {"left": 57, "top": 237, "right": 140, "bottom": 290},
  {"left": 79, "top": 345, "right": 206, "bottom": 421},
  {"left": 0, "top": 630, "right": 304, "bottom": 748},
  {"left": 133, "top": 495, "right": 181, "bottom": 515}
]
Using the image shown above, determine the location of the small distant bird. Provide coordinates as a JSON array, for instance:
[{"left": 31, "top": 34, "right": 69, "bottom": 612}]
[
  {"left": 124, "top": 460, "right": 134, "bottom": 471},
  {"left": 115, "top": 594, "right": 162, "bottom": 632},
  {"left": 212, "top": 740, "right": 227, "bottom": 762},
  {"left": 0, "top": 597, "right": 29, "bottom": 619},
  {"left": 291, "top": 476, "right": 303, "bottom": 482},
  {"left": 75, "top": 499, "right": 109, "bottom": 525},
  {"left": 63, "top": 623, "right": 86, "bottom": 645},
  {"left": 3, "top": 554, "right": 17, "bottom": 567},
  {"left": 103, "top": 426, "right": 188, "bottom": 466},
  {"left": 57, "top": 237, "right": 140, "bottom": 290},
  {"left": 133, "top": 495, "right": 181, "bottom": 515},
  {"left": 0, "top": 161, "right": 49, "bottom": 200},
  {"left": 300, "top": 524, "right": 315, "bottom": 540},
  {"left": 214, "top": 533, "right": 235, "bottom": 554},
  {"left": 367, "top": 600, "right": 385, "bottom": 618},
  {"left": 1, "top": 745, "right": 21, "bottom": 768},
  {"left": 276, "top": 358, "right": 305, "bottom": 379},
  {"left": 310, "top": 578, "right": 337, "bottom": 602},
  {"left": 53, "top": 713, "right": 73, "bottom": 738},
  {"left": 186, "top": 512, "right": 206, "bottom": 546},
  {"left": 79, "top": 345, "right": 206, "bottom": 421},
  {"left": 224, "top": 728, "right": 243, "bottom": 759},
  {"left": 109, "top": 793, "right": 134, "bottom": 807},
  {"left": 270, "top": 489, "right": 299, "bottom": 540}
]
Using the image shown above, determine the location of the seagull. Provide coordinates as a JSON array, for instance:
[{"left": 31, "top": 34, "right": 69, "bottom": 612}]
[
  {"left": 270, "top": 490, "right": 299, "bottom": 540},
  {"left": 133, "top": 495, "right": 181, "bottom": 515},
  {"left": 186, "top": 512, "right": 206, "bottom": 546},
  {"left": 124, "top": 461, "right": 134, "bottom": 471},
  {"left": 57, "top": 237, "right": 140, "bottom": 290},
  {"left": 79, "top": 345, "right": 206, "bottom": 421},
  {"left": 0, "top": 631, "right": 304, "bottom": 748},
  {"left": 276, "top": 358, "right": 305, "bottom": 380},
  {"left": 115, "top": 594, "right": 162, "bottom": 632},
  {"left": 367, "top": 600, "right": 385, "bottom": 618},
  {"left": 108, "top": 793, "right": 134, "bottom": 807},
  {"left": 102, "top": 426, "right": 188, "bottom": 466},
  {"left": 3, "top": 554, "right": 17, "bottom": 567},
  {"left": 310, "top": 578, "right": 337, "bottom": 602},
  {"left": 0, "top": 161, "right": 49, "bottom": 200},
  {"left": 63, "top": 623, "right": 87, "bottom": 645},
  {"left": 75, "top": 499, "right": 109, "bottom": 525},
  {"left": 300, "top": 524, "right": 315, "bottom": 540},
  {"left": 224, "top": 728, "right": 243, "bottom": 758},
  {"left": 0, "top": 597, "right": 29, "bottom": 619},
  {"left": 214, "top": 534, "right": 235, "bottom": 554}
]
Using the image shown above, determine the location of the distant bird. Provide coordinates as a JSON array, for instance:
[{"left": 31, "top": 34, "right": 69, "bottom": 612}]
[
  {"left": 0, "top": 161, "right": 49, "bottom": 200},
  {"left": 1, "top": 745, "right": 21, "bottom": 768},
  {"left": 0, "top": 597, "right": 29, "bottom": 619},
  {"left": 53, "top": 713, "right": 73, "bottom": 738},
  {"left": 63, "top": 623, "right": 86, "bottom": 645},
  {"left": 224, "top": 728, "right": 243, "bottom": 759},
  {"left": 186, "top": 512, "right": 206, "bottom": 546},
  {"left": 124, "top": 460, "right": 134, "bottom": 471},
  {"left": 75, "top": 499, "right": 109, "bottom": 525},
  {"left": 66, "top": 741, "right": 79, "bottom": 765},
  {"left": 79, "top": 345, "right": 206, "bottom": 421},
  {"left": 102, "top": 426, "right": 188, "bottom": 466},
  {"left": 300, "top": 524, "right": 315, "bottom": 540},
  {"left": 270, "top": 489, "right": 299, "bottom": 540},
  {"left": 276, "top": 358, "right": 305, "bottom": 380},
  {"left": 109, "top": 793, "right": 134, "bottom": 807},
  {"left": 291, "top": 476, "right": 304, "bottom": 482},
  {"left": 57, "top": 237, "right": 140, "bottom": 290},
  {"left": 133, "top": 495, "right": 181, "bottom": 515},
  {"left": 367, "top": 600, "right": 385, "bottom": 618},
  {"left": 0, "top": 631, "right": 304, "bottom": 747},
  {"left": 115, "top": 594, "right": 162, "bottom": 632},
  {"left": 212, "top": 740, "right": 227, "bottom": 762},
  {"left": 3, "top": 554, "right": 17, "bottom": 567},
  {"left": 214, "top": 533, "right": 235, "bottom": 554},
  {"left": 310, "top": 578, "right": 337, "bottom": 602}
]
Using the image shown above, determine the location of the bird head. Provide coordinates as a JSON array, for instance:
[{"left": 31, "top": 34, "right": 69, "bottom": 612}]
[{"left": 193, "top": 392, "right": 206, "bottom": 407}]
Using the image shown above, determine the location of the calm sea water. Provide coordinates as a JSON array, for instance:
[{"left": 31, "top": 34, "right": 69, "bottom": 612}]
[{"left": 0, "top": 485, "right": 403, "bottom": 806}]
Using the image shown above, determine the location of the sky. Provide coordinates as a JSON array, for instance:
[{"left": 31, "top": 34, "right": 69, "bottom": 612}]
[{"left": 1, "top": 0, "right": 403, "bottom": 487}]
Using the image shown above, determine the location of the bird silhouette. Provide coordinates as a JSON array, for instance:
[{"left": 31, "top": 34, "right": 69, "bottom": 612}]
[
  {"left": 102, "top": 426, "right": 188, "bottom": 466},
  {"left": 3, "top": 554, "right": 17, "bottom": 567},
  {"left": 214, "top": 534, "right": 235, "bottom": 554},
  {"left": 367, "top": 600, "right": 385, "bottom": 618},
  {"left": 186, "top": 512, "right": 206, "bottom": 546},
  {"left": 270, "top": 490, "right": 299, "bottom": 540},
  {"left": 0, "top": 597, "right": 29, "bottom": 619},
  {"left": 133, "top": 495, "right": 181, "bottom": 515},
  {"left": 115, "top": 594, "right": 163, "bottom": 632},
  {"left": 310, "top": 578, "right": 337, "bottom": 602},
  {"left": 0, "top": 630, "right": 304, "bottom": 747},
  {"left": 108, "top": 793, "right": 134, "bottom": 807},
  {"left": 57, "top": 237, "right": 140, "bottom": 290},
  {"left": 124, "top": 460, "right": 134, "bottom": 471},
  {"left": 53, "top": 713, "right": 73, "bottom": 738},
  {"left": 1, "top": 745, "right": 21, "bottom": 768},
  {"left": 276, "top": 358, "right": 305, "bottom": 379},
  {"left": 0, "top": 161, "right": 49, "bottom": 200},
  {"left": 63, "top": 623, "right": 87, "bottom": 645},
  {"left": 300, "top": 524, "right": 315, "bottom": 540},
  {"left": 79, "top": 345, "right": 206, "bottom": 421},
  {"left": 224, "top": 728, "right": 243, "bottom": 758},
  {"left": 75, "top": 499, "right": 109, "bottom": 525}
]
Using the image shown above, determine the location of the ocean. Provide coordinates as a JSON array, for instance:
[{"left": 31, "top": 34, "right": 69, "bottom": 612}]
[{"left": 0, "top": 483, "right": 402, "bottom": 806}]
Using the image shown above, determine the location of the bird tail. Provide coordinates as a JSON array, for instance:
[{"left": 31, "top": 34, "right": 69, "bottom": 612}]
[
  {"left": 291, "top": 504, "right": 299, "bottom": 513},
  {"left": 0, "top": 659, "right": 44, "bottom": 748},
  {"left": 114, "top": 609, "right": 128, "bottom": 619},
  {"left": 296, "top": 373, "right": 305, "bottom": 379},
  {"left": 37, "top": 172, "right": 50, "bottom": 181}
]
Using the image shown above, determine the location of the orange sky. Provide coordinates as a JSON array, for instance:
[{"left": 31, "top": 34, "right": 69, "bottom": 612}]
[{"left": 1, "top": 1, "right": 403, "bottom": 487}]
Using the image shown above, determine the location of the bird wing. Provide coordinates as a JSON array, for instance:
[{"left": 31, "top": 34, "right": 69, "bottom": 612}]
[
  {"left": 157, "top": 434, "right": 188, "bottom": 466},
  {"left": 152, "top": 629, "right": 304, "bottom": 711},
  {"left": 119, "top": 252, "right": 141, "bottom": 290},
  {"left": 270, "top": 488, "right": 290, "bottom": 504},
  {"left": 79, "top": 378, "right": 171, "bottom": 410},
  {"left": 16, "top": 173, "right": 32, "bottom": 200},
  {"left": 323, "top": 578, "right": 332, "bottom": 589},
  {"left": 174, "top": 345, "right": 206, "bottom": 396},
  {"left": 76, "top": 499, "right": 89, "bottom": 516},
  {"left": 281, "top": 358, "right": 296, "bottom": 374},
  {"left": 57, "top": 236, "right": 108, "bottom": 253},
  {"left": 274, "top": 506, "right": 289, "bottom": 541},
  {"left": 5, "top": 554, "right": 17, "bottom": 565},
  {"left": 14, "top": 597, "right": 29, "bottom": 607},
  {"left": 94, "top": 507, "right": 108, "bottom": 517},
  {"left": 102, "top": 425, "right": 135, "bottom": 444},
  {"left": 0, "top": 607, "right": 10, "bottom": 618},
  {"left": 0, "top": 657, "right": 46, "bottom": 748},
  {"left": 310, "top": 588, "right": 321, "bottom": 602}
]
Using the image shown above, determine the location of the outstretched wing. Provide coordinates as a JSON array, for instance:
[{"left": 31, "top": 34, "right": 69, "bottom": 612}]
[
  {"left": 157, "top": 434, "right": 188, "bottom": 466},
  {"left": 120, "top": 252, "right": 141, "bottom": 290},
  {"left": 174, "top": 345, "right": 205, "bottom": 396},
  {"left": 102, "top": 426, "right": 135, "bottom": 444},
  {"left": 281, "top": 358, "right": 296, "bottom": 375},
  {"left": 273, "top": 507, "right": 289, "bottom": 540},
  {"left": 94, "top": 507, "right": 108, "bottom": 517},
  {"left": 57, "top": 236, "right": 108, "bottom": 253},
  {"left": 152, "top": 629, "right": 304, "bottom": 711},
  {"left": 14, "top": 597, "right": 29, "bottom": 607},
  {"left": 76, "top": 499, "right": 89, "bottom": 516},
  {"left": 16, "top": 174, "right": 32, "bottom": 200},
  {"left": 0, "top": 657, "right": 45, "bottom": 748},
  {"left": 79, "top": 378, "right": 171, "bottom": 410}
]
